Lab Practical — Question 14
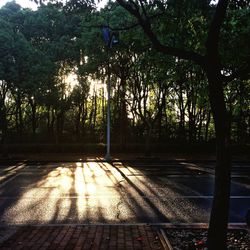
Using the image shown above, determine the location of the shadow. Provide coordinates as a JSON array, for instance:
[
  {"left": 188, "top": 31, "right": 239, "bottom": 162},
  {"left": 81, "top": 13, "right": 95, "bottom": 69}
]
[
  {"left": 0, "top": 160, "right": 228, "bottom": 225},
  {"left": 110, "top": 161, "right": 211, "bottom": 223}
]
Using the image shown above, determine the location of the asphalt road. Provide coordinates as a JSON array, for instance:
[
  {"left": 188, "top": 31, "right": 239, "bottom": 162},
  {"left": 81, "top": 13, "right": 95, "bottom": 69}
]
[{"left": 0, "top": 160, "right": 249, "bottom": 225}]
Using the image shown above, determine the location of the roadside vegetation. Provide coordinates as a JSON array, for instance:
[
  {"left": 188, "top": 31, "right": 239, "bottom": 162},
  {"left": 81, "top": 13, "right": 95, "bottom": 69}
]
[{"left": 0, "top": 1, "right": 249, "bottom": 149}]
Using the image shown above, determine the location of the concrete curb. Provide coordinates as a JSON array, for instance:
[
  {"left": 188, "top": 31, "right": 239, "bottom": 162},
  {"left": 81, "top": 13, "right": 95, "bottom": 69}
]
[{"left": 158, "top": 228, "right": 173, "bottom": 250}]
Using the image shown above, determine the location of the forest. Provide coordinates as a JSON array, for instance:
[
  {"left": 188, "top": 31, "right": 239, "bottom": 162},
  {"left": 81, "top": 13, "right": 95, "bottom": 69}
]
[{"left": 0, "top": 0, "right": 249, "bottom": 152}]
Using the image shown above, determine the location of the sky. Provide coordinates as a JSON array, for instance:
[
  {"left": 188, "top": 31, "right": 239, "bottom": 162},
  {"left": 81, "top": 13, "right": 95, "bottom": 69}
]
[
  {"left": 0, "top": 0, "right": 38, "bottom": 9},
  {"left": 0, "top": 0, "right": 108, "bottom": 10},
  {"left": 0, "top": 0, "right": 219, "bottom": 10}
]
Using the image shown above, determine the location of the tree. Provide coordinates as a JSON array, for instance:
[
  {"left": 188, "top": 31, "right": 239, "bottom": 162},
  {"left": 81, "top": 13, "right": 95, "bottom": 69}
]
[
  {"left": 70, "top": 77, "right": 90, "bottom": 141},
  {"left": 0, "top": 16, "right": 15, "bottom": 144},
  {"left": 116, "top": 0, "right": 249, "bottom": 249}
]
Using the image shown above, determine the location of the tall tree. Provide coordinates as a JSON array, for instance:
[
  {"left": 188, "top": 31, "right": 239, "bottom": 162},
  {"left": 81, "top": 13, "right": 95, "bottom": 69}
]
[{"left": 116, "top": 0, "right": 250, "bottom": 249}]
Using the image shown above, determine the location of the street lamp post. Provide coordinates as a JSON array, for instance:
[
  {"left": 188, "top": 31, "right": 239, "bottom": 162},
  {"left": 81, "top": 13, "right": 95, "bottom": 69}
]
[
  {"left": 106, "top": 51, "right": 111, "bottom": 161},
  {"left": 102, "top": 26, "right": 118, "bottom": 161}
]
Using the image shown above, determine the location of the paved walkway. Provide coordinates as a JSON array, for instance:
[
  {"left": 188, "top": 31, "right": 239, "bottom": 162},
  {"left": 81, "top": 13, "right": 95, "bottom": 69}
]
[{"left": 0, "top": 225, "right": 166, "bottom": 250}]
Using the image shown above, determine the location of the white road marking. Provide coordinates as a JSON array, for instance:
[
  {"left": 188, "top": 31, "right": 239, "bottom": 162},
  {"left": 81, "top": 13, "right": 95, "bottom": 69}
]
[
  {"left": 141, "top": 195, "right": 250, "bottom": 199},
  {"left": 0, "top": 195, "right": 249, "bottom": 199},
  {"left": 126, "top": 174, "right": 248, "bottom": 178}
]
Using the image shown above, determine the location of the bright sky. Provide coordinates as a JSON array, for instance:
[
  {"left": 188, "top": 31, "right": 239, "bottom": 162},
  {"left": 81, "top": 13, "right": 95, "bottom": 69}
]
[
  {"left": 0, "top": 0, "right": 38, "bottom": 9},
  {"left": 0, "top": 0, "right": 108, "bottom": 10},
  {"left": 0, "top": 0, "right": 219, "bottom": 10}
]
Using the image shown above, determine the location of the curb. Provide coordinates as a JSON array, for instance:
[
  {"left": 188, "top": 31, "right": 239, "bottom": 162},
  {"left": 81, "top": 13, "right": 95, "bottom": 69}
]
[{"left": 158, "top": 228, "right": 173, "bottom": 250}]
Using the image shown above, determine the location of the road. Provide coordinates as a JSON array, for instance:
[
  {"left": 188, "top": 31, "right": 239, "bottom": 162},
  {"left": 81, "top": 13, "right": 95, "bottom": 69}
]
[{"left": 0, "top": 160, "right": 249, "bottom": 225}]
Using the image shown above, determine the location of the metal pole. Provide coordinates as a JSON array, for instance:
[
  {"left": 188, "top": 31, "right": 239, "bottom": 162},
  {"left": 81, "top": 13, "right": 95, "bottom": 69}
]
[{"left": 105, "top": 50, "right": 111, "bottom": 161}]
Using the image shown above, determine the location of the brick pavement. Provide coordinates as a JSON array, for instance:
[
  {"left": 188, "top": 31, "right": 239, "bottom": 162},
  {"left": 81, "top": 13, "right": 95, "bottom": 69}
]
[{"left": 0, "top": 225, "right": 166, "bottom": 250}]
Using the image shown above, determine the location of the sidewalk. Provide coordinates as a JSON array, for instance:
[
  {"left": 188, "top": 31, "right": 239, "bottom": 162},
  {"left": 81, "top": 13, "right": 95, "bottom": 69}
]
[{"left": 0, "top": 225, "right": 166, "bottom": 250}]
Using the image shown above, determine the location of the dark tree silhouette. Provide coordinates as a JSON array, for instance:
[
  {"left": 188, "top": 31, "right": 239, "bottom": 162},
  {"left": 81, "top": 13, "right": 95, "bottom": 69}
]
[{"left": 116, "top": 0, "right": 249, "bottom": 249}]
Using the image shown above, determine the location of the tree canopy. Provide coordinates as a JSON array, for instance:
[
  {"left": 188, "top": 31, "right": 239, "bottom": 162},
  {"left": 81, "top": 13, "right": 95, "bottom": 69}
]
[{"left": 0, "top": 0, "right": 248, "bottom": 147}]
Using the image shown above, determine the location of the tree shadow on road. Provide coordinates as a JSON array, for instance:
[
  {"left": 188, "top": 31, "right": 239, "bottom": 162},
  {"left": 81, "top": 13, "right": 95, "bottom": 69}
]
[{"left": 0, "top": 160, "right": 211, "bottom": 225}]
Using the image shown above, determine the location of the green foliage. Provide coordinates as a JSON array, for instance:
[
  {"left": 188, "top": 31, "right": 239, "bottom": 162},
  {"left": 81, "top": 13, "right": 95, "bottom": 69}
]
[{"left": 0, "top": 0, "right": 249, "bottom": 145}]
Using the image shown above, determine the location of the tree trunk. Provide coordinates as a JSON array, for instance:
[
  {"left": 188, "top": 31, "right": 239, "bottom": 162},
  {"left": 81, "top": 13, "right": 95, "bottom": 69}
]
[
  {"left": 207, "top": 72, "right": 231, "bottom": 250},
  {"left": 47, "top": 105, "right": 51, "bottom": 136},
  {"left": 16, "top": 92, "right": 23, "bottom": 143},
  {"left": 0, "top": 100, "right": 7, "bottom": 144},
  {"left": 205, "top": 110, "right": 211, "bottom": 142},
  {"left": 178, "top": 87, "right": 186, "bottom": 142},
  {"left": 197, "top": 109, "right": 205, "bottom": 142},
  {"left": 93, "top": 93, "right": 97, "bottom": 129},
  {"left": 47, "top": 106, "right": 55, "bottom": 140},
  {"left": 51, "top": 109, "right": 55, "bottom": 139},
  {"left": 0, "top": 105, "right": 8, "bottom": 157},
  {"left": 81, "top": 102, "right": 87, "bottom": 141},
  {"left": 29, "top": 99, "right": 37, "bottom": 136},
  {"left": 248, "top": 115, "right": 250, "bottom": 142},
  {"left": 56, "top": 110, "right": 65, "bottom": 144},
  {"left": 75, "top": 105, "right": 82, "bottom": 142},
  {"left": 158, "top": 91, "right": 165, "bottom": 142},
  {"left": 145, "top": 123, "right": 152, "bottom": 157},
  {"left": 188, "top": 110, "right": 196, "bottom": 143},
  {"left": 119, "top": 75, "right": 128, "bottom": 149},
  {"left": 237, "top": 82, "right": 245, "bottom": 144},
  {"left": 0, "top": 101, "right": 8, "bottom": 159},
  {"left": 0, "top": 82, "right": 8, "bottom": 145}
]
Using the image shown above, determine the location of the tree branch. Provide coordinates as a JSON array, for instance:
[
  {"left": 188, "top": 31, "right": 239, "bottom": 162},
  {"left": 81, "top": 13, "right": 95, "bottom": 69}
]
[{"left": 116, "top": 0, "right": 205, "bottom": 66}]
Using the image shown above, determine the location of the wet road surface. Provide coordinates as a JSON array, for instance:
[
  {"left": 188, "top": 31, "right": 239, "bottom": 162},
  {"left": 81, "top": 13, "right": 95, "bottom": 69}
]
[{"left": 0, "top": 161, "right": 249, "bottom": 225}]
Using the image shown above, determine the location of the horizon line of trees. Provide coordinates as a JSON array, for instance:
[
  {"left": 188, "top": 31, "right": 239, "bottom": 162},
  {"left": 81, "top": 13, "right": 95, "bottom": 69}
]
[{"left": 0, "top": 1, "right": 249, "bottom": 149}]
